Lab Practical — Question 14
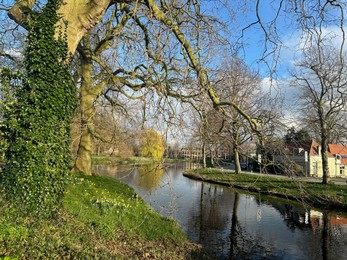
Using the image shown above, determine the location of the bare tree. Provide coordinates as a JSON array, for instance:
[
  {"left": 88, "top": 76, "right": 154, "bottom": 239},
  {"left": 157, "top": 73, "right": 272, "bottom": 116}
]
[
  {"left": 290, "top": 0, "right": 346, "bottom": 184},
  {"left": 70, "top": 1, "right": 202, "bottom": 174},
  {"left": 293, "top": 46, "right": 347, "bottom": 183},
  {"left": 214, "top": 57, "right": 262, "bottom": 173}
]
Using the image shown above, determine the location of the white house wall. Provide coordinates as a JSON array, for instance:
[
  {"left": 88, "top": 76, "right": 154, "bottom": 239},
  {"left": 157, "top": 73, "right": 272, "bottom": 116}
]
[{"left": 309, "top": 156, "right": 347, "bottom": 178}]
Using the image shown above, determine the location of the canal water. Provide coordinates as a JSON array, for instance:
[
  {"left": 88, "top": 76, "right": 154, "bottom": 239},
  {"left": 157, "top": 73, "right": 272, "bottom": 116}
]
[{"left": 94, "top": 162, "right": 347, "bottom": 260}]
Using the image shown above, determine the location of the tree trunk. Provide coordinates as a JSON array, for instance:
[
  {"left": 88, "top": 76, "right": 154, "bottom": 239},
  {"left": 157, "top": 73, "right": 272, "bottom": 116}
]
[
  {"left": 233, "top": 146, "right": 241, "bottom": 174},
  {"left": 9, "top": 0, "right": 113, "bottom": 55},
  {"left": 232, "top": 129, "right": 241, "bottom": 174},
  {"left": 319, "top": 112, "right": 330, "bottom": 184},
  {"left": 2, "top": 1, "right": 78, "bottom": 216},
  {"left": 8, "top": 1, "right": 115, "bottom": 176},
  {"left": 74, "top": 92, "right": 95, "bottom": 174},
  {"left": 202, "top": 142, "right": 207, "bottom": 168},
  {"left": 210, "top": 148, "right": 215, "bottom": 168},
  {"left": 74, "top": 47, "right": 95, "bottom": 175},
  {"left": 321, "top": 134, "right": 330, "bottom": 185}
]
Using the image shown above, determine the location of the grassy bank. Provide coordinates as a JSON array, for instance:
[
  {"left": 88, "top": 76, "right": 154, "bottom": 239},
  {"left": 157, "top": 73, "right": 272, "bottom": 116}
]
[
  {"left": 0, "top": 173, "right": 209, "bottom": 259},
  {"left": 184, "top": 168, "right": 347, "bottom": 210},
  {"left": 92, "top": 156, "right": 193, "bottom": 166},
  {"left": 92, "top": 156, "right": 156, "bottom": 166}
]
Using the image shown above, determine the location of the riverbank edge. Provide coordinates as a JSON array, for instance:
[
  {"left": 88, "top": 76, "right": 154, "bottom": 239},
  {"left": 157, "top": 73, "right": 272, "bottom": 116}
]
[
  {"left": 183, "top": 169, "right": 347, "bottom": 211},
  {"left": 0, "top": 173, "right": 211, "bottom": 259}
]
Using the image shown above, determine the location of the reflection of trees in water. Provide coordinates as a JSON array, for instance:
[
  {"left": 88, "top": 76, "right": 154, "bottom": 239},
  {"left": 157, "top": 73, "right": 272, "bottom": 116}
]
[
  {"left": 200, "top": 184, "right": 234, "bottom": 230},
  {"left": 318, "top": 211, "right": 346, "bottom": 260},
  {"left": 93, "top": 165, "right": 118, "bottom": 177},
  {"left": 282, "top": 205, "right": 310, "bottom": 230},
  {"left": 322, "top": 211, "right": 329, "bottom": 260},
  {"left": 229, "top": 193, "right": 283, "bottom": 260},
  {"left": 257, "top": 199, "right": 346, "bottom": 259},
  {"left": 185, "top": 182, "right": 236, "bottom": 256},
  {"left": 257, "top": 199, "right": 327, "bottom": 259},
  {"left": 328, "top": 214, "right": 347, "bottom": 260},
  {"left": 188, "top": 184, "right": 282, "bottom": 259},
  {"left": 251, "top": 197, "right": 347, "bottom": 260},
  {"left": 94, "top": 162, "right": 196, "bottom": 191},
  {"left": 229, "top": 232, "right": 285, "bottom": 260},
  {"left": 229, "top": 192, "right": 239, "bottom": 259},
  {"left": 255, "top": 198, "right": 311, "bottom": 230},
  {"left": 93, "top": 164, "right": 138, "bottom": 181},
  {"left": 137, "top": 163, "right": 164, "bottom": 191}
]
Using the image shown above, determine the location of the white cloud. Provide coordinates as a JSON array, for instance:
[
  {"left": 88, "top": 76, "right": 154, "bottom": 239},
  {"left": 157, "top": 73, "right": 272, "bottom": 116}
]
[
  {"left": 281, "top": 25, "right": 347, "bottom": 63},
  {"left": 260, "top": 75, "right": 301, "bottom": 128},
  {"left": 274, "top": 25, "right": 347, "bottom": 128}
]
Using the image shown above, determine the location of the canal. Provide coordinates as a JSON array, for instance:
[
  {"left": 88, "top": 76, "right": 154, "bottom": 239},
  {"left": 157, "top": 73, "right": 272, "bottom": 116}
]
[{"left": 94, "top": 162, "right": 347, "bottom": 260}]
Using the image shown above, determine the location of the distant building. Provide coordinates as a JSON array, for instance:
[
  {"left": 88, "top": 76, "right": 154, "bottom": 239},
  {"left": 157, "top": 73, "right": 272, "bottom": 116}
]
[
  {"left": 179, "top": 147, "right": 202, "bottom": 160},
  {"left": 285, "top": 140, "right": 347, "bottom": 178}
]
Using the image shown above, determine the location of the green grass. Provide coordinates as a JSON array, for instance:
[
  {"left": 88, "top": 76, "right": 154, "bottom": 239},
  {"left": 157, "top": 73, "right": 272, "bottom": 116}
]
[
  {"left": 0, "top": 173, "right": 209, "bottom": 259},
  {"left": 92, "top": 155, "right": 195, "bottom": 166},
  {"left": 184, "top": 168, "right": 347, "bottom": 210},
  {"left": 92, "top": 156, "right": 158, "bottom": 166}
]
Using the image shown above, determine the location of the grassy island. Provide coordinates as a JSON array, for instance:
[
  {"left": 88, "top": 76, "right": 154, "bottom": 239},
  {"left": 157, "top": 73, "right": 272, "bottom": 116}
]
[
  {"left": 0, "top": 173, "right": 209, "bottom": 259},
  {"left": 184, "top": 168, "right": 347, "bottom": 210}
]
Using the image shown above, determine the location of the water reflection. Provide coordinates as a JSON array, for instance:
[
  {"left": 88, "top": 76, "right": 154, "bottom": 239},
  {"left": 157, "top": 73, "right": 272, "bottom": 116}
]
[
  {"left": 137, "top": 164, "right": 164, "bottom": 190},
  {"left": 94, "top": 163, "right": 347, "bottom": 260}
]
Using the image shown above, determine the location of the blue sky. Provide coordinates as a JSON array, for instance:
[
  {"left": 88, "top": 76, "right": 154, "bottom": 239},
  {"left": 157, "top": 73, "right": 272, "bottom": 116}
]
[
  {"left": 203, "top": 0, "right": 347, "bottom": 127},
  {"left": 1, "top": 0, "right": 346, "bottom": 129},
  {"left": 205, "top": 0, "right": 293, "bottom": 78}
]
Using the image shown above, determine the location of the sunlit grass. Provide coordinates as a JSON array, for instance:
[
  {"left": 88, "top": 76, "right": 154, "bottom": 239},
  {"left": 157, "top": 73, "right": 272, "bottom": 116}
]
[
  {"left": 92, "top": 156, "right": 157, "bottom": 166},
  {"left": 64, "top": 174, "right": 187, "bottom": 240},
  {"left": 0, "top": 173, "right": 206, "bottom": 259},
  {"left": 91, "top": 155, "right": 193, "bottom": 166},
  {"left": 184, "top": 168, "right": 347, "bottom": 209}
]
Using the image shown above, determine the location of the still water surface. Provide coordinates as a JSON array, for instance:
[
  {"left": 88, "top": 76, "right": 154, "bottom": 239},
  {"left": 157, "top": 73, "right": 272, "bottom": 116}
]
[{"left": 94, "top": 162, "right": 347, "bottom": 260}]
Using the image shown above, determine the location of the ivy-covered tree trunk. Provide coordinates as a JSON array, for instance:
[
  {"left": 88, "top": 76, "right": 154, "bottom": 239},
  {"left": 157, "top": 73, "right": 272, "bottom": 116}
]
[
  {"left": 1, "top": 1, "right": 77, "bottom": 217},
  {"left": 3, "top": 0, "right": 115, "bottom": 216}
]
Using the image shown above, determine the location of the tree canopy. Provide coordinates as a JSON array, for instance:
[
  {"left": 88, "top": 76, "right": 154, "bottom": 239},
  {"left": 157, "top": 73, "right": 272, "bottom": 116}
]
[{"left": 139, "top": 129, "right": 164, "bottom": 160}]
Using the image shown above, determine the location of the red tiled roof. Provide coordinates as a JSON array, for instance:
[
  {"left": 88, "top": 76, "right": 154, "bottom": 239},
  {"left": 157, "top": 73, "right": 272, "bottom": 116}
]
[
  {"left": 286, "top": 140, "right": 347, "bottom": 163},
  {"left": 328, "top": 144, "right": 347, "bottom": 155},
  {"left": 309, "top": 140, "right": 320, "bottom": 157},
  {"left": 328, "top": 144, "right": 347, "bottom": 164}
]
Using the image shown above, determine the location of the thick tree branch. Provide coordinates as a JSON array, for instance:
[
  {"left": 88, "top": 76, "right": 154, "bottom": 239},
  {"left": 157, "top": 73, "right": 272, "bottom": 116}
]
[
  {"left": 8, "top": 0, "right": 35, "bottom": 28},
  {"left": 143, "top": 0, "right": 262, "bottom": 139}
]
